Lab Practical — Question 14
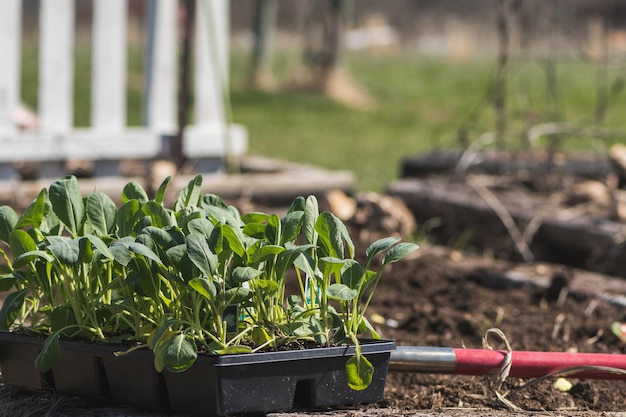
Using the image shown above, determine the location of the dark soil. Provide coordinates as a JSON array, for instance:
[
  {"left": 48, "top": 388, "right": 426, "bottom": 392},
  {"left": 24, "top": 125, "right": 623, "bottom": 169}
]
[{"left": 368, "top": 244, "right": 626, "bottom": 413}]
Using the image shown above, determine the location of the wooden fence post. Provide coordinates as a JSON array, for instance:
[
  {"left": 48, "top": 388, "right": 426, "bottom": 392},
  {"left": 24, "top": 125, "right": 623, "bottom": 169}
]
[
  {"left": 0, "top": 0, "right": 21, "bottom": 136},
  {"left": 39, "top": 0, "right": 75, "bottom": 133},
  {"left": 92, "top": 0, "right": 127, "bottom": 131}
]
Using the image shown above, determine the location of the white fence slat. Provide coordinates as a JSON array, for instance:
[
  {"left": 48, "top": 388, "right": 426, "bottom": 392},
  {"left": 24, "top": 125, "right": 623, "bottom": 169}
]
[
  {"left": 144, "top": 0, "right": 177, "bottom": 131},
  {"left": 92, "top": 0, "right": 127, "bottom": 130},
  {"left": 194, "top": 0, "right": 228, "bottom": 125},
  {"left": 0, "top": 0, "right": 21, "bottom": 134},
  {"left": 39, "top": 0, "right": 75, "bottom": 133}
]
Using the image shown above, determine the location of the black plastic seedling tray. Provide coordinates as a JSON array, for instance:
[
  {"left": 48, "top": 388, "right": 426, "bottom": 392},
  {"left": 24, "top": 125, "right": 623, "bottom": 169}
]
[{"left": 0, "top": 332, "right": 395, "bottom": 416}]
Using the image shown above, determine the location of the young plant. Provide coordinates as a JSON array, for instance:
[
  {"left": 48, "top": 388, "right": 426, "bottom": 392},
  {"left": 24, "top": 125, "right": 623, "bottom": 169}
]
[{"left": 0, "top": 175, "right": 418, "bottom": 392}]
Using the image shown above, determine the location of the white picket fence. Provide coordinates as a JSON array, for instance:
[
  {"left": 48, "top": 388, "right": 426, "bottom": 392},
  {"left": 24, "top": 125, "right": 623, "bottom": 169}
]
[{"left": 0, "top": 0, "right": 247, "bottom": 180}]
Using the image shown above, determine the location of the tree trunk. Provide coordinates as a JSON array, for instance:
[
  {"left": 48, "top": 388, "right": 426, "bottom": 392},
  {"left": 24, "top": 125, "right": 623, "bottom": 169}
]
[
  {"left": 302, "top": 0, "right": 373, "bottom": 109},
  {"left": 248, "top": 0, "right": 279, "bottom": 91}
]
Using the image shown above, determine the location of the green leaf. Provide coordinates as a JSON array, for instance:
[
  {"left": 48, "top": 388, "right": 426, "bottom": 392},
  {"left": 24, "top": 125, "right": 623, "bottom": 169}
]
[
  {"left": 9, "top": 229, "right": 38, "bottom": 259},
  {"left": 214, "top": 345, "right": 252, "bottom": 355},
  {"left": 140, "top": 226, "right": 179, "bottom": 250},
  {"left": 47, "top": 237, "right": 81, "bottom": 265},
  {"left": 242, "top": 222, "right": 265, "bottom": 238},
  {"left": 122, "top": 181, "right": 149, "bottom": 204},
  {"left": 319, "top": 256, "right": 345, "bottom": 278},
  {"left": 35, "top": 333, "right": 62, "bottom": 372},
  {"left": 345, "top": 353, "right": 374, "bottom": 391},
  {"left": 13, "top": 250, "right": 54, "bottom": 269},
  {"left": 0, "top": 289, "right": 28, "bottom": 330},
  {"left": 129, "top": 242, "right": 164, "bottom": 265},
  {"left": 187, "top": 218, "right": 215, "bottom": 237},
  {"left": 78, "top": 235, "right": 94, "bottom": 263},
  {"left": 165, "top": 244, "right": 187, "bottom": 266},
  {"left": 256, "top": 279, "right": 279, "bottom": 294},
  {"left": 204, "top": 204, "right": 241, "bottom": 228},
  {"left": 160, "top": 333, "right": 198, "bottom": 373},
  {"left": 85, "top": 234, "right": 114, "bottom": 261},
  {"left": 610, "top": 321, "right": 626, "bottom": 343},
  {"left": 86, "top": 192, "right": 117, "bottom": 235},
  {"left": 360, "top": 316, "right": 381, "bottom": 340},
  {"left": 287, "top": 196, "right": 306, "bottom": 213},
  {"left": 49, "top": 176, "right": 85, "bottom": 237},
  {"left": 15, "top": 189, "right": 46, "bottom": 230},
  {"left": 382, "top": 242, "right": 419, "bottom": 267},
  {"left": 175, "top": 175, "right": 203, "bottom": 211},
  {"left": 275, "top": 244, "right": 315, "bottom": 280},
  {"left": 222, "top": 224, "right": 246, "bottom": 258},
  {"left": 0, "top": 273, "right": 17, "bottom": 291},
  {"left": 225, "top": 286, "right": 252, "bottom": 304},
  {"left": 189, "top": 277, "right": 217, "bottom": 300},
  {"left": 341, "top": 260, "right": 364, "bottom": 290},
  {"left": 365, "top": 237, "right": 401, "bottom": 267},
  {"left": 186, "top": 233, "right": 217, "bottom": 277},
  {"left": 326, "top": 283, "right": 357, "bottom": 301},
  {"left": 315, "top": 212, "right": 344, "bottom": 258},
  {"left": 41, "top": 199, "right": 62, "bottom": 235},
  {"left": 230, "top": 266, "right": 262, "bottom": 285},
  {"left": 240, "top": 212, "right": 270, "bottom": 224},
  {"left": 143, "top": 201, "right": 172, "bottom": 228},
  {"left": 264, "top": 214, "right": 280, "bottom": 245},
  {"left": 302, "top": 195, "right": 319, "bottom": 245},
  {"left": 116, "top": 199, "right": 142, "bottom": 237},
  {"left": 110, "top": 239, "right": 133, "bottom": 266},
  {"left": 280, "top": 211, "right": 303, "bottom": 244},
  {"left": 249, "top": 244, "right": 285, "bottom": 264},
  {"left": 201, "top": 193, "right": 229, "bottom": 209},
  {"left": 51, "top": 305, "right": 78, "bottom": 335},
  {"left": 293, "top": 251, "right": 315, "bottom": 278},
  {"left": 0, "top": 206, "right": 19, "bottom": 243},
  {"left": 154, "top": 176, "right": 172, "bottom": 205}
]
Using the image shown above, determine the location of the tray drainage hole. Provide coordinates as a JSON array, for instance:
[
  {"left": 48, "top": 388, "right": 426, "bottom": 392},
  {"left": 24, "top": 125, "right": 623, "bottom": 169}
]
[{"left": 293, "top": 379, "right": 315, "bottom": 408}]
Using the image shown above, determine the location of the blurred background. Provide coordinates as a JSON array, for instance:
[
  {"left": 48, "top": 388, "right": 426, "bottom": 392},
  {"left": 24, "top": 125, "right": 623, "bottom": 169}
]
[{"left": 14, "top": 0, "right": 626, "bottom": 191}]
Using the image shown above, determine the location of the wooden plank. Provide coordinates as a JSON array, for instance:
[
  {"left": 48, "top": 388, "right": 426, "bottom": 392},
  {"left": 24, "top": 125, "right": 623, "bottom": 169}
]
[
  {"left": 194, "top": 0, "right": 227, "bottom": 125},
  {"left": 39, "top": 0, "right": 74, "bottom": 132},
  {"left": 144, "top": 0, "right": 177, "bottom": 130},
  {"left": 0, "top": 128, "right": 161, "bottom": 162},
  {"left": 0, "top": 0, "right": 21, "bottom": 134},
  {"left": 183, "top": 124, "right": 247, "bottom": 158},
  {"left": 92, "top": 0, "right": 127, "bottom": 130}
]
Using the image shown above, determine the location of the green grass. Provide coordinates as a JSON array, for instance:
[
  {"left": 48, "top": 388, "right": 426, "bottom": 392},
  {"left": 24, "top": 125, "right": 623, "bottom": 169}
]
[
  {"left": 20, "top": 44, "right": 626, "bottom": 191},
  {"left": 230, "top": 51, "right": 626, "bottom": 191}
]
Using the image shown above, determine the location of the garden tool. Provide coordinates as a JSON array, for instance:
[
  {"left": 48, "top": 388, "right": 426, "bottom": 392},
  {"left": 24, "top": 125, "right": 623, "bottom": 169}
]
[{"left": 390, "top": 345, "right": 626, "bottom": 380}]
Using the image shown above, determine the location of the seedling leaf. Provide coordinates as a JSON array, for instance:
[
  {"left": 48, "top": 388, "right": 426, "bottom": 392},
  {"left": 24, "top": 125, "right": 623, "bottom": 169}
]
[
  {"left": 327, "top": 283, "right": 357, "bottom": 301},
  {"left": 0, "top": 206, "right": 18, "bottom": 243},
  {"left": 49, "top": 176, "right": 85, "bottom": 237},
  {"left": 345, "top": 353, "right": 374, "bottom": 391},
  {"left": 35, "top": 333, "right": 61, "bottom": 372},
  {"left": 0, "top": 289, "right": 28, "bottom": 330},
  {"left": 365, "top": 237, "right": 400, "bottom": 266},
  {"left": 86, "top": 192, "right": 117, "bottom": 235},
  {"left": 161, "top": 333, "right": 198, "bottom": 373},
  {"left": 15, "top": 189, "right": 46, "bottom": 230},
  {"left": 154, "top": 176, "right": 172, "bottom": 205},
  {"left": 186, "top": 233, "right": 217, "bottom": 277},
  {"left": 122, "top": 181, "right": 149, "bottom": 204},
  {"left": 382, "top": 242, "right": 419, "bottom": 267}
]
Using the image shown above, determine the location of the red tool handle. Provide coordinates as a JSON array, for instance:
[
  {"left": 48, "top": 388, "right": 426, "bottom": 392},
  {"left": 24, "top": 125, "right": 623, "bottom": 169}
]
[
  {"left": 455, "top": 349, "right": 626, "bottom": 379},
  {"left": 390, "top": 346, "right": 626, "bottom": 380}
]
